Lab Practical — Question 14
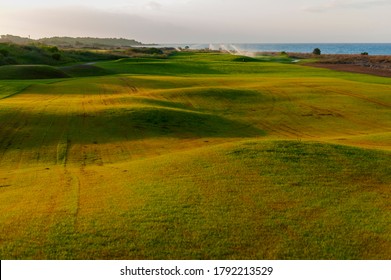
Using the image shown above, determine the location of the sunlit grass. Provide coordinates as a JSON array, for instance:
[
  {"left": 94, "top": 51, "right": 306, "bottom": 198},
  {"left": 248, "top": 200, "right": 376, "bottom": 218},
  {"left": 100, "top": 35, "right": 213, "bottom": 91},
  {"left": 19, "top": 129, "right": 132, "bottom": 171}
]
[{"left": 0, "top": 52, "right": 390, "bottom": 259}]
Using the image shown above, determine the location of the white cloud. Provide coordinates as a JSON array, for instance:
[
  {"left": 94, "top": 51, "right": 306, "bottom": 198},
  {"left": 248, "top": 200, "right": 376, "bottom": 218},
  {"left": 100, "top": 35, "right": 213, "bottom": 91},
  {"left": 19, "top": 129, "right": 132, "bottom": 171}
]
[
  {"left": 1, "top": 1, "right": 390, "bottom": 43},
  {"left": 0, "top": 6, "right": 235, "bottom": 43},
  {"left": 146, "top": 1, "right": 163, "bottom": 10},
  {"left": 302, "top": 0, "right": 391, "bottom": 13}
]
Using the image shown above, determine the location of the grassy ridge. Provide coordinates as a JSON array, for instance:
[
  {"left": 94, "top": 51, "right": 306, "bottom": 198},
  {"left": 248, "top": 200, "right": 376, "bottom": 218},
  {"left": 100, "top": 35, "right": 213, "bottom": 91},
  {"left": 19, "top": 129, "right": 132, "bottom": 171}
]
[
  {"left": 0, "top": 81, "right": 35, "bottom": 99},
  {"left": 1, "top": 140, "right": 390, "bottom": 259},
  {"left": 0, "top": 52, "right": 390, "bottom": 259},
  {"left": 0, "top": 65, "right": 70, "bottom": 80}
]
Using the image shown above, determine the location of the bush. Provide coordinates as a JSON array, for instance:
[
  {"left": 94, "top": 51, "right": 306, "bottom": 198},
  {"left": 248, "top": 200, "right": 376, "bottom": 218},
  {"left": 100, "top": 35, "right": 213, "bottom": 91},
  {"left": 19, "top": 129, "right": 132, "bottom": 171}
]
[
  {"left": 22, "top": 45, "right": 34, "bottom": 51},
  {"left": 129, "top": 47, "right": 164, "bottom": 55},
  {"left": 52, "top": 53, "right": 61, "bottom": 61},
  {"left": 361, "top": 52, "right": 369, "bottom": 55},
  {"left": 148, "top": 48, "right": 164, "bottom": 55},
  {"left": 313, "top": 48, "right": 321, "bottom": 55},
  {"left": 312, "top": 48, "right": 321, "bottom": 55},
  {"left": 0, "top": 49, "right": 9, "bottom": 57},
  {"left": 4, "top": 56, "right": 17, "bottom": 64},
  {"left": 48, "top": 46, "right": 59, "bottom": 53}
]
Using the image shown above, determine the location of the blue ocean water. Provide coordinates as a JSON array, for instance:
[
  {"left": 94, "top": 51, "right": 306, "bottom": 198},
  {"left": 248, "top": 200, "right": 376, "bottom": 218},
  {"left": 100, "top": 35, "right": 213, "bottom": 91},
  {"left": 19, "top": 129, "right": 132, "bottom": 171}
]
[{"left": 154, "top": 43, "right": 391, "bottom": 55}]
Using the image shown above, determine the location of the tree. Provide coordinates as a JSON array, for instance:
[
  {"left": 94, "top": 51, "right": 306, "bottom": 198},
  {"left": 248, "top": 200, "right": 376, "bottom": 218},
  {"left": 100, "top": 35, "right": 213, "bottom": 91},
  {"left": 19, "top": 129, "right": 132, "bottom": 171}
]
[{"left": 313, "top": 48, "right": 321, "bottom": 55}]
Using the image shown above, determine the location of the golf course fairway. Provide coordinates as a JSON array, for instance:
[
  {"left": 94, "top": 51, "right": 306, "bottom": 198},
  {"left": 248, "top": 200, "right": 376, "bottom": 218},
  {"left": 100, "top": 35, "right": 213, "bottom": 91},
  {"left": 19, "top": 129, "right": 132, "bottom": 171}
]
[{"left": 0, "top": 52, "right": 390, "bottom": 259}]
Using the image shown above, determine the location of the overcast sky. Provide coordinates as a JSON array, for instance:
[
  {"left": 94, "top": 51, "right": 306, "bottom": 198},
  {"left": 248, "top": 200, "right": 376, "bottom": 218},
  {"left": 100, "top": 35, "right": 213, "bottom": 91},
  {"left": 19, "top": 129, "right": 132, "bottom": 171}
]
[{"left": 1, "top": 0, "right": 390, "bottom": 43}]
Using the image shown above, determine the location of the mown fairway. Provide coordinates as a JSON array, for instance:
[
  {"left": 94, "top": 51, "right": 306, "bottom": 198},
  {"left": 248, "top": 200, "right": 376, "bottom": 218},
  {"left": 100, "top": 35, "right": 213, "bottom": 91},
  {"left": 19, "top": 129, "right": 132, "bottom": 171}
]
[{"left": 0, "top": 52, "right": 390, "bottom": 259}]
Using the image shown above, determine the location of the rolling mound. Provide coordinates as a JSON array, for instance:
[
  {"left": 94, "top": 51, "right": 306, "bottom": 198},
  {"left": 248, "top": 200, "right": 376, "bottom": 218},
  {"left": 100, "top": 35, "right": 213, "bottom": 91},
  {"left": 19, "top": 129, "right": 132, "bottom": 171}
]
[
  {"left": 61, "top": 64, "right": 114, "bottom": 77},
  {"left": 0, "top": 104, "right": 264, "bottom": 152},
  {"left": 159, "top": 87, "right": 261, "bottom": 101},
  {"left": 1, "top": 140, "right": 389, "bottom": 259},
  {"left": 108, "top": 107, "right": 264, "bottom": 139},
  {"left": 0, "top": 65, "right": 69, "bottom": 80},
  {"left": 0, "top": 51, "right": 390, "bottom": 260}
]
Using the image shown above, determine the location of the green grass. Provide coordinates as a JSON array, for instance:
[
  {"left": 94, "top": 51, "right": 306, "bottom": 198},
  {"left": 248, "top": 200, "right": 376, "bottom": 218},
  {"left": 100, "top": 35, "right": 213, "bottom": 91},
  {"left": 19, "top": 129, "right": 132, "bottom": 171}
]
[
  {"left": 60, "top": 64, "right": 114, "bottom": 77},
  {"left": 0, "top": 42, "right": 125, "bottom": 66},
  {"left": 0, "top": 51, "right": 390, "bottom": 259},
  {"left": 0, "top": 81, "right": 32, "bottom": 99},
  {"left": 0, "top": 65, "right": 70, "bottom": 80}
]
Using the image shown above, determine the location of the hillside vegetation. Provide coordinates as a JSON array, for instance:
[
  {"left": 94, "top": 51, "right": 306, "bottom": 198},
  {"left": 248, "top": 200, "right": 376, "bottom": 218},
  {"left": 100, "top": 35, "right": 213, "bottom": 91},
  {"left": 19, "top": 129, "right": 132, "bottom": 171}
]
[
  {"left": 0, "top": 42, "right": 124, "bottom": 67},
  {"left": 0, "top": 34, "right": 142, "bottom": 48},
  {"left": 0, "top": 51, "right": 390, "bottom": 259}
]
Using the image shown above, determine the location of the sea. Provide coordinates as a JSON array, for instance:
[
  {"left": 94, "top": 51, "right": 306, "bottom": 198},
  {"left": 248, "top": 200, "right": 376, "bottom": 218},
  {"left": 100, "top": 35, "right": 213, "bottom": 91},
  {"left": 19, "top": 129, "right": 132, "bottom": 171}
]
[{"left": 150, "top": 43, "right": 391, "bottom": 55}]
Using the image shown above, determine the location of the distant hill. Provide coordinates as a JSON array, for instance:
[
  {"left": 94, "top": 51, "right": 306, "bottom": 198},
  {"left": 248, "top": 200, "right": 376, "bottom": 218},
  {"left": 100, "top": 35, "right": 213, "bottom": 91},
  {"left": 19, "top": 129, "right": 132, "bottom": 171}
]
[
  {"left": 0, "top": 35, "right": 143, "bottom": 48},
  {"left": 38, "top": 37, "right": 143, "bottom": 48},
  {"left": 0, "top": 35, "right": 34, "bottom": 45}
]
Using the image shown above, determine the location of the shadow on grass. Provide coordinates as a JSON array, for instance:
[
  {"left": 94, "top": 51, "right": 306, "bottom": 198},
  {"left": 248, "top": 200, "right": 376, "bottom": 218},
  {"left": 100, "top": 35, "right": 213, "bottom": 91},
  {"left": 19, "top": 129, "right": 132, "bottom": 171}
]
[
  {"left": 0, "top": 65, "right": 70, "bottom": 80},
  {"left": 60, "top": 64, "right": 115, "bottom": 77},
  {"left": 99, "top": 58, "right": 224, "bottom": 76},
  {"left": 0, "top": 106, "right": 265, "bottom": 151}
]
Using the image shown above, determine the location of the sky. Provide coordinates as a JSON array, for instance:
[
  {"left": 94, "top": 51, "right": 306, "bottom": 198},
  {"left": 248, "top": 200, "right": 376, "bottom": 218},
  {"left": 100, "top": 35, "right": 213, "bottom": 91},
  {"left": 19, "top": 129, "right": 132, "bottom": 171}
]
[{"left": 0, "top": 0, "right": 390, "bottom": 43}]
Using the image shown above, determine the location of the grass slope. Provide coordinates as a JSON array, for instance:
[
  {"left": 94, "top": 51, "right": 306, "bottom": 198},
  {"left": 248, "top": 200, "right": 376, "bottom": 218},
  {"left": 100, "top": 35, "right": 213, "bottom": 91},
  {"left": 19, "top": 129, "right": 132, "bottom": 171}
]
[
  {"left": 0, "top": 65, "right": 70, "bottom": 80},
  {"left": 0, "top": 52, "right": 390, "bottom": 259},
  {"left": 60, "top": 64, "right": 114, "bottom": 77}
]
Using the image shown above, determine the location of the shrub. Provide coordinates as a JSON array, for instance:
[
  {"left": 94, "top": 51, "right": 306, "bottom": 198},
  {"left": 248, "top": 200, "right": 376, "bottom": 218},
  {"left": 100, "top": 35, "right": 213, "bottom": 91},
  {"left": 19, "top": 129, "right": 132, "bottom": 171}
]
[
  {"left": 4, "top": 56, "right": 17, "bottom": 64},
  {"left": 22, "top": 45, "right": 34, "bottom": 51},
  {"left": 361, "top": 52, "right": 369, "bottom": 55},
  {"left": 313, "top": 48, "right": 321, "bottom": 55},
  {"left": 52, "top": 53, "right": 61, "bottom": 61},
  {"left": 49, "top": 46, "right": 59, "bottom": 53},
  {"left": 0, "top": 49, "right": 9, "bottom": 57},
  {"left": 148, "top": 48, "right": 164, "bottom": 55},
  {"left": 129, "top": 47, "right": 164, "bottom": 55}
]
